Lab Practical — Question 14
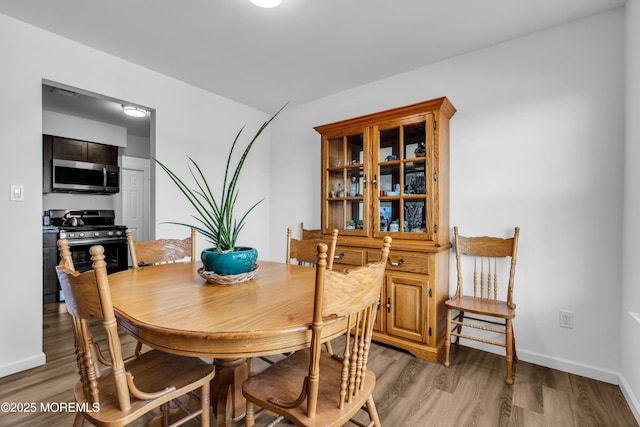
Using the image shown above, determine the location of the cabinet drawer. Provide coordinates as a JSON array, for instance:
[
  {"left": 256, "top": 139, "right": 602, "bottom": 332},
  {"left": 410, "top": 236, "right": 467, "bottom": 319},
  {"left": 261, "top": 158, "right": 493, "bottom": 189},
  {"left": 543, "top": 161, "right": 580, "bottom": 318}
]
[
  {"left": 368, "top": 249, "right": 429, "bottom": 275},
  {"left": 332, "top": 246, "right": 365, "bottom": 266}
]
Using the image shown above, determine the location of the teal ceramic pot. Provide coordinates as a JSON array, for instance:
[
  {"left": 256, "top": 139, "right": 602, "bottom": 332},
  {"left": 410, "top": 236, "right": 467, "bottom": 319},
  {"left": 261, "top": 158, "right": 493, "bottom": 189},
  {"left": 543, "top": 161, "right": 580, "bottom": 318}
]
[{"left": 201, "top": 247, "right": 258, "bottom": 275}]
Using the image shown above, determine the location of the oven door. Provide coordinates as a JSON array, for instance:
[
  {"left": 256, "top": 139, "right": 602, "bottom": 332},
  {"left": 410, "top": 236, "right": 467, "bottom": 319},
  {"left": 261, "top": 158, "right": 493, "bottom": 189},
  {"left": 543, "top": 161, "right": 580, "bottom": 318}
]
[{"left": 63, "top": 239, "right": 129, "bottom": 274}]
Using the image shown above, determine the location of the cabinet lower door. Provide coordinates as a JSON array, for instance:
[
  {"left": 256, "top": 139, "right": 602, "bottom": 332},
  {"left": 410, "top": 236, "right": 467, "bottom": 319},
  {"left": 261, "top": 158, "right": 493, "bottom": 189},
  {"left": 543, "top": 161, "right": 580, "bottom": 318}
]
[{"left": 385, "top": 273, "right": 429, "bottom": 343}]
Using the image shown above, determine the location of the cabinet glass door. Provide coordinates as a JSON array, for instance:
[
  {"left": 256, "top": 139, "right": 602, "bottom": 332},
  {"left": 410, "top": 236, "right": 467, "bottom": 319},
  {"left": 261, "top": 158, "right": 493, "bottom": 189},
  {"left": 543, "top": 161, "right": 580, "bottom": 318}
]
[
  {"left": 323, "top": 130, "right": 369, "bottom": 236},
  {"left": 374, "top": 115, "right": 434, "bottom": 241}
]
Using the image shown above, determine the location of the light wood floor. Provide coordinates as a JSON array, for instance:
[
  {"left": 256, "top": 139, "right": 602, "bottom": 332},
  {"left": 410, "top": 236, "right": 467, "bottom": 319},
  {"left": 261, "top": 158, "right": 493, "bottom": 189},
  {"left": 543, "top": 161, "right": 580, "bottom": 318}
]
[{"left": 0, "top": 303, "right": 637, "bottom": 427}]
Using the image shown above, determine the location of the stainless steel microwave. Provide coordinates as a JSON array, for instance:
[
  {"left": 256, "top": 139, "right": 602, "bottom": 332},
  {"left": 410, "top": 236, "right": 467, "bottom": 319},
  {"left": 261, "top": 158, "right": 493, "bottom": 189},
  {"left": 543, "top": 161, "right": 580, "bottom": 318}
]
[{"left": 52, "top": 159, "right": 120, "bottom": 193}]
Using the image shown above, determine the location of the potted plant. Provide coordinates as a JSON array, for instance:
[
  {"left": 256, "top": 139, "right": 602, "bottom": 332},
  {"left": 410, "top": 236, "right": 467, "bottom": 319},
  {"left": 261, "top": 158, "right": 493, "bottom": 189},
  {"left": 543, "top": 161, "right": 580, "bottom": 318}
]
[{"left": 155, "top": 106, "right": 284, "bottom": 276}]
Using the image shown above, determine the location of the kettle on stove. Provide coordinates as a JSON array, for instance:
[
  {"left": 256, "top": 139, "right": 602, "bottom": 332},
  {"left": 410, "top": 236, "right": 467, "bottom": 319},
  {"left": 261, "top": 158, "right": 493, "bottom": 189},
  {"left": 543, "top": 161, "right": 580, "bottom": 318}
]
[{"left": 62, "top": 213, "right": 84, "bottom": 227}]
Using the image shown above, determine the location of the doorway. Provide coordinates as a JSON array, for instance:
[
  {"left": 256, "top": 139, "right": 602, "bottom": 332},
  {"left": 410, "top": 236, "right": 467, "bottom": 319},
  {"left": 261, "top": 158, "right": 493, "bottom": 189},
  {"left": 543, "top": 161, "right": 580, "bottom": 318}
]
[
  {"left": 121, "top": 156, "right": 151, "bottom": 242},
  {"left": 42, "top": 80, "right": 154, "bottom": 235},
  {"left": 42, "top": 80, "right": 155, "bottom": 285}
]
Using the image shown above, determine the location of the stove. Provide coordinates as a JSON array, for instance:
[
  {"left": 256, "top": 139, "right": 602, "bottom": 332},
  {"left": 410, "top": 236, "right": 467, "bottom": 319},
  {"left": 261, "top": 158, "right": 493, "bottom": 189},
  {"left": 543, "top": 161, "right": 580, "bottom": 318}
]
[
  {"left": 49, "top": 209, "right": 121, "bottom": 226},
  {"left": 48, "top": 209, "right": 129, "bottom": 273}
]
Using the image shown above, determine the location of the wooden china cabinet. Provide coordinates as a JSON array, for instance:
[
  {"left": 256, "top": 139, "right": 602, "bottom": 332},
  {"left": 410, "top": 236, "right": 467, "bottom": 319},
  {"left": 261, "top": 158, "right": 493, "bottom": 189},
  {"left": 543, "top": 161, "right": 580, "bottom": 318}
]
[{"left": 314, "top": 97, "right": 456, "bottom": 362}]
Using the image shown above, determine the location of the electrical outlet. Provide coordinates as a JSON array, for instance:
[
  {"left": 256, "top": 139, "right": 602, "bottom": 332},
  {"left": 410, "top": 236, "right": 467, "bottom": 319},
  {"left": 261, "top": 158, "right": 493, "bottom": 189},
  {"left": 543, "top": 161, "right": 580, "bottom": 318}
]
[{"left": 559, "top": 310, "right": 573, "bottom": 329}]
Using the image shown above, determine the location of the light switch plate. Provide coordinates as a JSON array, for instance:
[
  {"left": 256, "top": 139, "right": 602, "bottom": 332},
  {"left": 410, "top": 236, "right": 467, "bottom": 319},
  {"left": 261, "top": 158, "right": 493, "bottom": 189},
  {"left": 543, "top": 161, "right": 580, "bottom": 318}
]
[{"left": 10, "top": 184, "right": 24, "bottom": 201}]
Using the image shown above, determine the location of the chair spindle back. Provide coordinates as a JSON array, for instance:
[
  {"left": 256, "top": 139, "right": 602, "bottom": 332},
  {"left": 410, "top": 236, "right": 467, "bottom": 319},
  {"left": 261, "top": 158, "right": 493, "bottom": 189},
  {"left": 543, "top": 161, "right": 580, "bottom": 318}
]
[
  {"left": 305, "top": 236, "right": 391, "bottom": 418},
  {"left": 56, "top": 245, "right": 132, "bottom": 412},
  {"left": 454, "top": 226, "right": 520, "bottom": 308}
]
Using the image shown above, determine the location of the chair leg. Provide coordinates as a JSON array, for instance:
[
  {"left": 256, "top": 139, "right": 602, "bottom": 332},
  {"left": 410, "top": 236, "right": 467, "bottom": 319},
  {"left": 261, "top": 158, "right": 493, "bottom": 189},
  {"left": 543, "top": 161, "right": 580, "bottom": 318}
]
[
  {"left": 201, "top": 380, "right": 210, "bottom": 426},
  {"left": 444, "top": 309, "right": 452, "bottom": 367},
  {"left": 365, "top": 395, "right": 381, "bottom": 427},
  {"left": 512, "top": 325, "right": 518, "bottom": 362},
  {"left": 246, "top": 401, "right": 255, "bottom": 427},
  {"left": 324, "top": 339, "right": 334, "bottom": 355},
  {"left": 454, "top": 311, "right": 464, "bottom": 346},
  {"left": 160, "top": 402, "right": 170, "bottom": 426},
  {"left": 505, "top": 318, "right": 514, "bottom": 384},
  {"left": 134, "top": 340, "right": 143, "bottom": 356},
  {"left": 73, "top": 412, "right": 84, "bottom": 427}
]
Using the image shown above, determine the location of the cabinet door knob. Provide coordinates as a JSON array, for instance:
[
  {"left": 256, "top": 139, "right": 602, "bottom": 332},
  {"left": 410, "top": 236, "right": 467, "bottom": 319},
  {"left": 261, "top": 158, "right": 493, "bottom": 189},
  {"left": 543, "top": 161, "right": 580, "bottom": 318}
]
[
  {"left": 387, "top": 257, "right": 405, "bottom": 267},
  {"left": 334, "top": 252, "right": 345, "bottom": 259},
  {"left": 386, "top": 297, "right": 392, "bottom": 312}
]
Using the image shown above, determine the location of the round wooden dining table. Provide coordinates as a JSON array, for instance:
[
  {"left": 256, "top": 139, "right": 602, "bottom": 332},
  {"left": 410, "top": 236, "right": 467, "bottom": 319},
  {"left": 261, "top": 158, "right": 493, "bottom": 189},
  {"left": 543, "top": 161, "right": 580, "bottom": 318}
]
[{"left": 107, "top": 260, "right": 344, "bottom": 427}]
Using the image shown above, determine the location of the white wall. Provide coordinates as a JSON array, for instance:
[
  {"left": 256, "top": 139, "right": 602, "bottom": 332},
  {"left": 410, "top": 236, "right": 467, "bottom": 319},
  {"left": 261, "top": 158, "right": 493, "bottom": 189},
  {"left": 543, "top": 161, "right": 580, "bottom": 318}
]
[
  {"left": 123, "top": 133, "right": 151, "bottom": 159},
  {"left": 2, "top": 5, "right": 637, "bottom": 419},
  {"left": 0, "top": 13, "right": 270, "bottom": 377},
  {"left": 622, "top": 0, "right": 640, "bottom": 421},
  {"left": 42, "top": 110, "right": 127, "bottom": 147},
  {"left": 270, "top": 8, "right": 627, "bottom": 388}
]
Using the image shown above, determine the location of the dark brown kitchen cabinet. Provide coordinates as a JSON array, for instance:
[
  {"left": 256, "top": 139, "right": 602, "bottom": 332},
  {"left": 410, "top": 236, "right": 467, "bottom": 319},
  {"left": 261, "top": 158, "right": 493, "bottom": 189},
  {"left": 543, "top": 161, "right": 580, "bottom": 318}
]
[
  {"left": 51, "top": 137, "right": 87, "bottom": 160},
  {"left": 43, "top": 232, "right": 59, "bottom": 303},
  {"left": 46, "top": 135, "right": 118, "bottom": 165},
  {"left": 43, "top": 134, "right": 119, "bottom": 193},
  {"left": 87, "top": 142, "right": 118, "bottom": 165}
]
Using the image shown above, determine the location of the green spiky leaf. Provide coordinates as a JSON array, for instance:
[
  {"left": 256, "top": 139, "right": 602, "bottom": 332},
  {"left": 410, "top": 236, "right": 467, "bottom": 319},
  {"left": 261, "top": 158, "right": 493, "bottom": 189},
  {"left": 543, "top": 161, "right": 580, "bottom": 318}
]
[{"left": 155, "top": 104, "right": 286, "bottom": 252}]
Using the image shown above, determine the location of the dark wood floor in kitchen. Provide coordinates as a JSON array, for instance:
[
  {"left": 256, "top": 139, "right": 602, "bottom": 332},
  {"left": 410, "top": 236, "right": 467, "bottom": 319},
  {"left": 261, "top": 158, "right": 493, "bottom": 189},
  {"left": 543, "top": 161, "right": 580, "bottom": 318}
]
[{"left": 0, "top": 303, "right": 637, "bottom": 427}]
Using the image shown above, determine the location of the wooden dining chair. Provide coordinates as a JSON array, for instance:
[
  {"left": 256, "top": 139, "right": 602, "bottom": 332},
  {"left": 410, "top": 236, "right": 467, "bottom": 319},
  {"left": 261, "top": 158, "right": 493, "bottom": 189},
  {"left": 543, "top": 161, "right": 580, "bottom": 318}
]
[
  {"left": 58, "top": 238, "right": 75, "bottom": 271},
  {"left": 300, "top": 222, "right": 323, "bottom": 240},
  {"left": 286, "top": 227, "right": 339, "bottom": 269},
  {"left": 243, "top": 236, "right": 392, "bottom": 427},
  {"left": 444, "top": 226, "right": 520, "bottom": 384},
  {"left": 126, "top": 228, "right": 196, "bottom": 269},
  {"left": 58, "top": 238, "right": 106, "bottom": 376},
  {"left": 257, "top": 228, "right": 339, "bottom": 368},
  {"left": 126, "top": 228, "right": 197, "bottom": 355},
  {"left": 56, "top": 244, "right": 215, "bottom": 427},
  {"left": 283, "top": 227, "right": 338, "bottom": 356}
]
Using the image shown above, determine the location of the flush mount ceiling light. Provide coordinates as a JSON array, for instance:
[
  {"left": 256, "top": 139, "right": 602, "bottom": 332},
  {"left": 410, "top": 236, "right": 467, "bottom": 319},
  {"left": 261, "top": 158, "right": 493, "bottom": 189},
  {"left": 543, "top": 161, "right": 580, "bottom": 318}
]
[
  {"left": 122, "top": 105, "right": 147, "bottom": 118},
  {"left": 249, "top": 0, "right": 282, "bottom": 8}
]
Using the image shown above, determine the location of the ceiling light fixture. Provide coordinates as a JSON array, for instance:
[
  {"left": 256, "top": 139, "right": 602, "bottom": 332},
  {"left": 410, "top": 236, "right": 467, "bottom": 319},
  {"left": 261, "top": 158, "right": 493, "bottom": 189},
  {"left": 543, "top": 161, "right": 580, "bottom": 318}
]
[
  {"left": 122, "top": 105, "right": 147, "bottom": 118},
  {"left": 249, "top": 0, "right": 282, "bottom": 8}
]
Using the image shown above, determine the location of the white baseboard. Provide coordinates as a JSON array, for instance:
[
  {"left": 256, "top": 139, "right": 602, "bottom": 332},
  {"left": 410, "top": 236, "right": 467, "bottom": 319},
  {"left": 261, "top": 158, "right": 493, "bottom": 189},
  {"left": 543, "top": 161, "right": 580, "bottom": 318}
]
[
  {"left": 461, "top": 339, "right": 620, "bottom": 383},
  {"left": 619, "top": 375, "right": 640, "bottom": 425},
  {"left": 0, "top": 352, "right": 45, "bottom": 378},
  {"left": 517, "top": 348, "right": 620, "bottom": 384},
  {"left": 517, "top": 349, "right": 640, "bottom": 424}
]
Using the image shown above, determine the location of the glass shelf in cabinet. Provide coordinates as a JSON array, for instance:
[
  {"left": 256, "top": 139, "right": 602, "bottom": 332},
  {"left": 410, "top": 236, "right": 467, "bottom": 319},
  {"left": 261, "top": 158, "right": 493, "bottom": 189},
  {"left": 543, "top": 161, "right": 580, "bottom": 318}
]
[
  {"left": 329, "top": 168, "right": 344, "bottom": 175},
  {"left": 404, "top": 161, "right": 426, "bottom": 171}
]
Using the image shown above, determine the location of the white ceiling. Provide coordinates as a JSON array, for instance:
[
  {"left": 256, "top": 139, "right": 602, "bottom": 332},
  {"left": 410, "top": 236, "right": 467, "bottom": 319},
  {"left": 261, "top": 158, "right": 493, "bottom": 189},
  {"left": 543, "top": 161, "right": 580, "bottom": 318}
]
[
  {"left": 0, "top": 0, "right": 626, "bottom": 128},
  {"left": 41, "top": 84, "right": 153, "bottom": 137}
]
